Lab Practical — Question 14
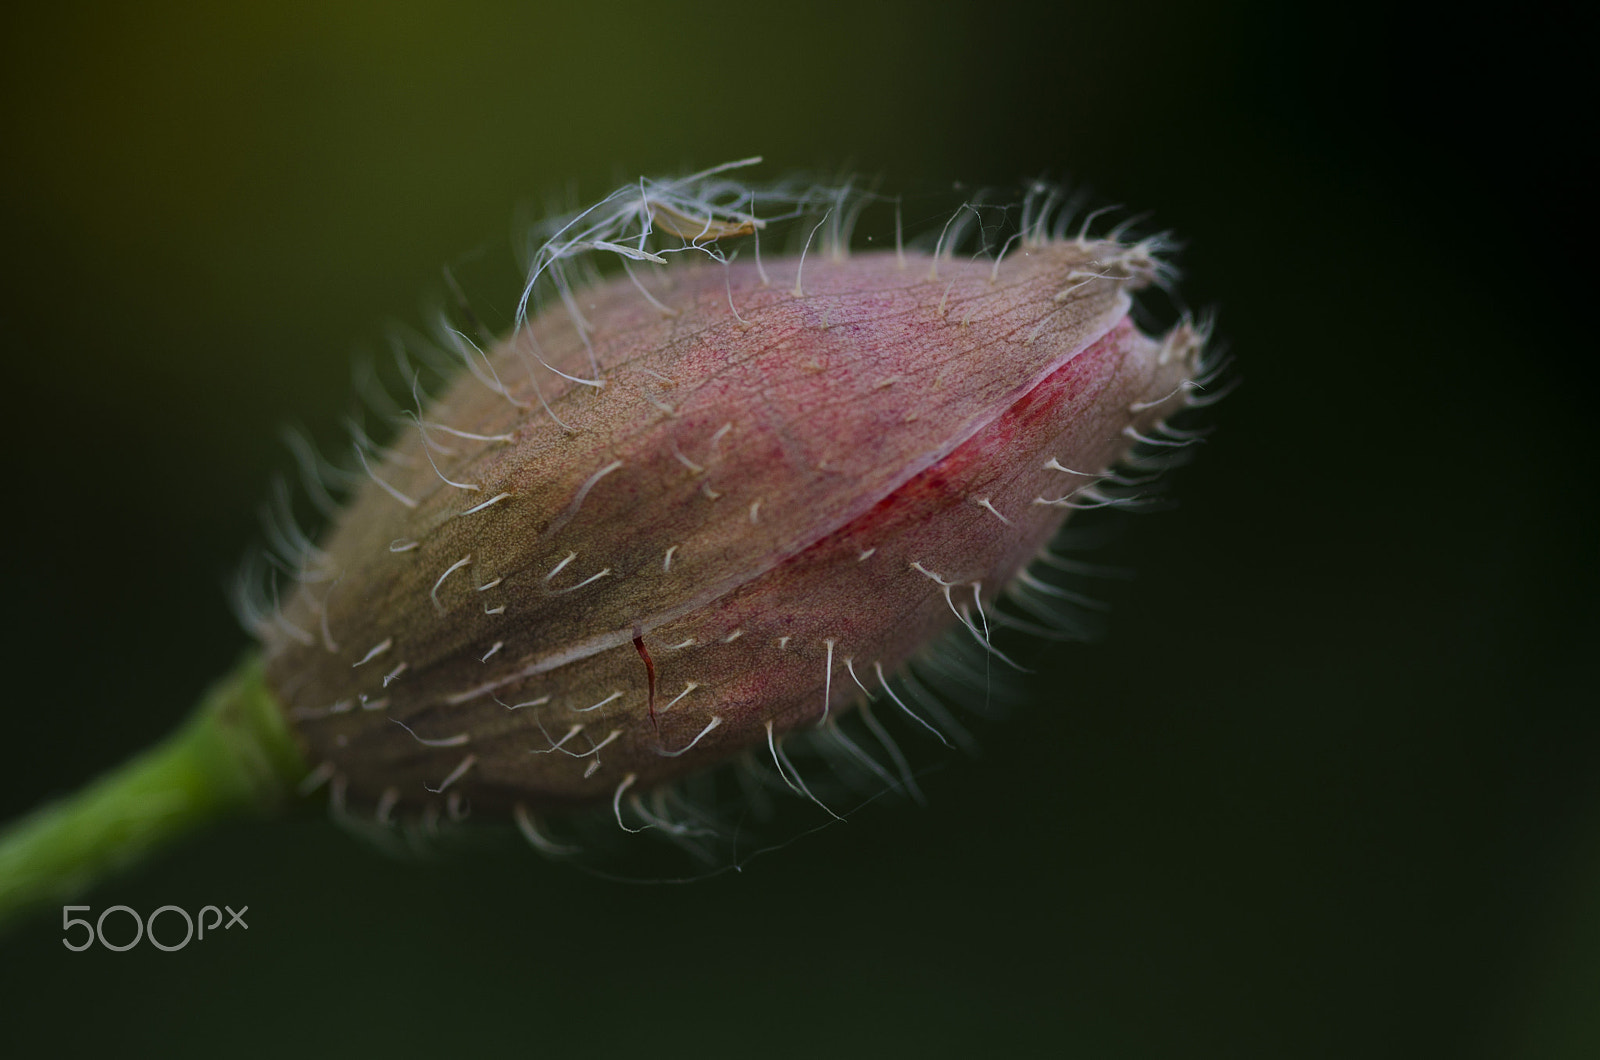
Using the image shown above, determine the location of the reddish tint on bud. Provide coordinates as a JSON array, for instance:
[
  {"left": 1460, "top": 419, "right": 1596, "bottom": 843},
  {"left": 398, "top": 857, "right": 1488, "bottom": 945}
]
[{"left": 253, "top": 169, "right": 1208, "bottom": 837}]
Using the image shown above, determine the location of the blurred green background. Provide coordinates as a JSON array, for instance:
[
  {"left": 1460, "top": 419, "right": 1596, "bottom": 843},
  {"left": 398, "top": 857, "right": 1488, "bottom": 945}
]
[{"left": 1, "top": 2, "right": 1591, "bottom": 1056}]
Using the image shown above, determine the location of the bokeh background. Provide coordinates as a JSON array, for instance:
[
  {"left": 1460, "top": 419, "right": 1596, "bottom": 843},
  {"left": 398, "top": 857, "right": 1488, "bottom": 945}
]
[{"left": 0, "top": 2, "right": 1590, "bottom": 1056}]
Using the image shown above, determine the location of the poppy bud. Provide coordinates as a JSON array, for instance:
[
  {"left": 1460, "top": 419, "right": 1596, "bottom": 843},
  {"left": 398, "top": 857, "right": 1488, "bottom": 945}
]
[{"left": 251, "top": 165, "right": 1210, "bottom": 842}]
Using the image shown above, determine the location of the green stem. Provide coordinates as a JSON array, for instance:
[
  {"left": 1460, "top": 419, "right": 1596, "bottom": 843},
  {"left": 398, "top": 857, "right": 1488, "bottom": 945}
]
[{"left": 0, "top": 654, "right": 308, "bottom": 934}]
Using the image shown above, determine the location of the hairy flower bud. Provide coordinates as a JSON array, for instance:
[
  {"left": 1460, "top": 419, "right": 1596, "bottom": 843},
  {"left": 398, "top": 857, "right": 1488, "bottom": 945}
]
[{"left": 250, "top": 167, "right": 1210, "bottom": 840}]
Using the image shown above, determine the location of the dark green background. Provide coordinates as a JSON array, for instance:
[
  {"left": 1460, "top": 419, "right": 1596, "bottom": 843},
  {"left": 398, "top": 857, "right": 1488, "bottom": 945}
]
[{"left": 1, "top": 2, "right": 1590, "bottom": 1056}]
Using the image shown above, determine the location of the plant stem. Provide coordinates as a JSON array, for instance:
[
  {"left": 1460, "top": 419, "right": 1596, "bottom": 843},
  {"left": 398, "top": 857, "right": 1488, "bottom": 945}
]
[{"left": 0, "top": 655, "right": 307, "bottom": 934}]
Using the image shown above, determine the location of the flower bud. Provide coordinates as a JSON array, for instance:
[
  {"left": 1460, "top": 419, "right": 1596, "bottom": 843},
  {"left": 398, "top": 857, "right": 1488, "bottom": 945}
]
[{"left": 252, "top": 169, "right": 1209, "bottom": 838}]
